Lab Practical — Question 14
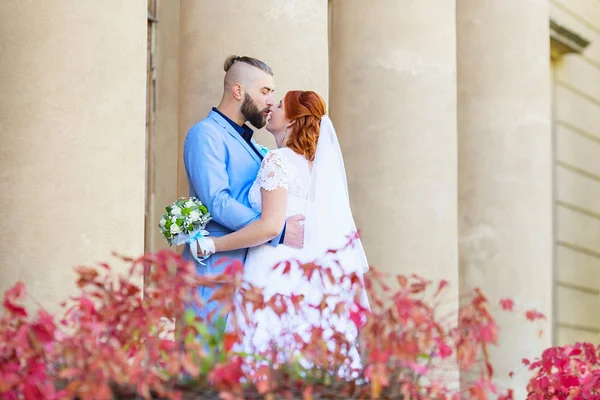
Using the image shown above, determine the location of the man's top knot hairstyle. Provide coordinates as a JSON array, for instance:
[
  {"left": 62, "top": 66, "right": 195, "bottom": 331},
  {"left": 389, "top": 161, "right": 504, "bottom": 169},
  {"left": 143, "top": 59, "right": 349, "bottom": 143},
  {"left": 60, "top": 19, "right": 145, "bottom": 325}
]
[{"left": 223, "top": 55, "right": 273, "bottom": 76}]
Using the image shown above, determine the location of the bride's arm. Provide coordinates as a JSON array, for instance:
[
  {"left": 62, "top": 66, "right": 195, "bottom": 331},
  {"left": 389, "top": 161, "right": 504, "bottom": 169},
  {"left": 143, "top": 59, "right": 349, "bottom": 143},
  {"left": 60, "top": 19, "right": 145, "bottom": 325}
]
[
  {"left": 207, "top": 187, "right": 287, "bottom": 253},
  {"left": 195, "top": 151, "right": 291, "bottom": 256}
]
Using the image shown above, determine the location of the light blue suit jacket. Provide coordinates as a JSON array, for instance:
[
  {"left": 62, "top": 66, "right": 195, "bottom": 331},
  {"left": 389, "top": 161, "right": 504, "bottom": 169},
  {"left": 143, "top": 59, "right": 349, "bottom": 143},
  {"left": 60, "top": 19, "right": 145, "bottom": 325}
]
[{"left": 182, "top": 110, "right": 281, "bottom": 321}]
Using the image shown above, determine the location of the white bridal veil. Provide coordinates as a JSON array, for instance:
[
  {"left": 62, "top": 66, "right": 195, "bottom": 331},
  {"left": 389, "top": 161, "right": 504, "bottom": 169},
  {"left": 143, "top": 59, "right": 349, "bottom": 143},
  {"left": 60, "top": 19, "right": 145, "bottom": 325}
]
[{"left": 303, "top": 115, "right": 369, "bottom": 275}]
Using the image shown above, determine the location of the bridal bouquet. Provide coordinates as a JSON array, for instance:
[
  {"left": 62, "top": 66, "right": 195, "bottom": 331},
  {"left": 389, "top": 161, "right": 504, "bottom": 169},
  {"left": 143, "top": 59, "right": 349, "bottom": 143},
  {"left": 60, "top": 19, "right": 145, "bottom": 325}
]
[{"left": 159, "top": 197, "right": 212, "bottom": 249}]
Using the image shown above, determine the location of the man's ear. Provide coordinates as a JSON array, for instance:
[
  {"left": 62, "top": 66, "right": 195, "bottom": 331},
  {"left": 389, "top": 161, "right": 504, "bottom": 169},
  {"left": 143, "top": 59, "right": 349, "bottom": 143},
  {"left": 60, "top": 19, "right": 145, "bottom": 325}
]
[{"left": 231, "top": 83, "right": 244, "bottom": 101}]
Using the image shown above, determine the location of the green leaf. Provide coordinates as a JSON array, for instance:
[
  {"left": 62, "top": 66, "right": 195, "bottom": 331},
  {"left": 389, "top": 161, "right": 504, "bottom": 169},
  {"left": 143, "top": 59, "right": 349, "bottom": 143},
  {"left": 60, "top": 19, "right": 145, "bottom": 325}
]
[
  {"left": 214, "top": 317, "right": 227, "bottom": 340},
  {"left": 184, "top": 309, "right": 196, "bottom": 325},
  {"left": 200, "top": 353, "right": 214, "bottom": 375}
]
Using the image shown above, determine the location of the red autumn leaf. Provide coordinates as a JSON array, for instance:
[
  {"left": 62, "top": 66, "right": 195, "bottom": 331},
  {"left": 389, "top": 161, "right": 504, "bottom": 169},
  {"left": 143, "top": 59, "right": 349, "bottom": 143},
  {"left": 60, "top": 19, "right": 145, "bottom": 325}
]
[
  {"left": 119, "top": 280, "right": 141, "bottom": 297},
  {"left": 99, "top": 262, "right": 111, "bottom": 270},
  {"left": 568, "top": 348, "right": 582, "bottom": 357},
  {"left": 74, "top": 265, "right": 99, "bottom": 287},
  {"left": 525, "top": 309, "right": 546, "bottom": 321},
  {"left": 79, "top": 297, "right": 96, "bottom": 315},
  {"left": 583, "top": 342, "right": 597, "bottom": 364},
  {"left": 499, "top": 298, "right": 514, "bottom": 311},
  {"left": 561, "top": 375, "right": 580, "bottom": 387},
  {"left": 347, "top": 272, "right": 363, "bottom": 288},
  {"left": 209, "top": 357, "right": 243, "bottom": 388},
  {"left": 486, "top": 361, "right": 494, "bottom": 377},
  {"left": 290, "top": 293, "right": 304, "bottom": 307},
  {"left": 409, "top": 282, "right": 426, "bottom": 294},
  {"left": 0, "top": 372, "right": 20, "bottom": 391},
  {"left": 437, "top": 340, "right": 453, "bottom": 359},
  {"left": 333, "top": 301, "right": 347, "bottom": 316},
  {"left": 323, "top": 267, "right": 336, "bottom": 285},
  {"left": 300, "top": 262, "right": 319, "bottom": 281},
  {"left": 5, "top": 281, "right": 26, "bottom": 301},
  {"left": 268, "top": 295, "right": 289, "bottom": 315},
  {"left": 181, "top": 354, "right": 199, "bottom": 377},
  {"left": 397, "top": 275, "right": 408, "bottom": 288},
  {"left": 23, "top": 382, "right": 44, "bottom": 400},
  {"left": 223, "top": 332, "right": 239, "bottom": 352},
  {"left": 303, "top": 385, "right": 314, "bottom": 400},
  {"left": 30, "top": 322, "right": 54, "bottom": 344},
  {"left": 407, "top": 361, "right": 428, "bottom": 375},
  {"left": 158, "top": 339, "right": 176, "bottom": 352},
  {"left": 58, "top": 368, "right": 83, "bottom": 379},
  {"left": 276, "top": 260, "right": 292, "bottom": 275},
  {"left": 349, "top": 309, "right": 364, "bottom": 329},
  {"left": 256, "top": 378, "right": 270, "bottom": 395},
  {"left": 434, "top": 280, "right": 449, "bottom": 298},
  {"left": 224, "top": 260, "right": 243, "bottom": 276},
  {"left": 3, "top": 300, "right": 27, "bottom": 318}
]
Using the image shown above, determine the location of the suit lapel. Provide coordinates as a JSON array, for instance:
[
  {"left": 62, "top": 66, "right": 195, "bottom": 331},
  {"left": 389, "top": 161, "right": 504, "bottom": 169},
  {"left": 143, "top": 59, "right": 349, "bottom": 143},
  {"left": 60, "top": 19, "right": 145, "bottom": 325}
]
[
  {"left": 208, "top": 111, "right": 262, "bottom": 165},
  {"left": 249, "top": 138, "right": 265, "bottom": 160}
]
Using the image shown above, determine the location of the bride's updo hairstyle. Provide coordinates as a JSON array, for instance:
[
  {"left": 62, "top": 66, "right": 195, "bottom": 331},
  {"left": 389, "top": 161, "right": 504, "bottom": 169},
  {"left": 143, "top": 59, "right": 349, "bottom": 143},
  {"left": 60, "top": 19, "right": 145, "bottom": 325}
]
[{"left": 284, "top": 90, "right": 326, "bottom": 162}]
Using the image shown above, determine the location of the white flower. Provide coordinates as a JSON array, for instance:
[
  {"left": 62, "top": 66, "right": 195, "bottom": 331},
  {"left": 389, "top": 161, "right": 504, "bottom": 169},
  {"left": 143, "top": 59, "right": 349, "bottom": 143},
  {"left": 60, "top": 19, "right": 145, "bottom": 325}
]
[
  {"left": 189, "top": 210, "right": 201, "bottom": 221},
  {"left": 185, "top": 200, "right": 195, "bottom": 209},
  {"left": 170, "top": 224, "right": 182, "bottom": 235},
  {"left": 171, "top": 206, "right": 182, "bottom": 216},
  {"left": 159, "top": 217, "right": 166, "bottom": 227}
]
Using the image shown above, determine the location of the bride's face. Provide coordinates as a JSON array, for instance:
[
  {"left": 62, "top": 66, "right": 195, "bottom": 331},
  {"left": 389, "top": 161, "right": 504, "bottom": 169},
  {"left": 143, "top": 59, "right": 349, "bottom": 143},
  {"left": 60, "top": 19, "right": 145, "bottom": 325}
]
[{"left": 266, "top": 98, "right": 291, "bottom": 135}]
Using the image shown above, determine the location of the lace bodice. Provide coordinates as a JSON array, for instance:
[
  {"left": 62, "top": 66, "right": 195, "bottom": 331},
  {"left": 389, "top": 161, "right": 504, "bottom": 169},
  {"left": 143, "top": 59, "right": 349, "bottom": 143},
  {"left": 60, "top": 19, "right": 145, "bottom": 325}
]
[{"left": 248, "top": 148, "right": 310, "bottom": 217}]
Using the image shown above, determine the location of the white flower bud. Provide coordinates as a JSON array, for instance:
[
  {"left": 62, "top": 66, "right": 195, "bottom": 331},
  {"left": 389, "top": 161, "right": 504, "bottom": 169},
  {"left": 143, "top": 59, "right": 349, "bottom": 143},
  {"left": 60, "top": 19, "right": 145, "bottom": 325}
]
[{"left": 171, "top": 206, "right": 182, "bottom": 216}]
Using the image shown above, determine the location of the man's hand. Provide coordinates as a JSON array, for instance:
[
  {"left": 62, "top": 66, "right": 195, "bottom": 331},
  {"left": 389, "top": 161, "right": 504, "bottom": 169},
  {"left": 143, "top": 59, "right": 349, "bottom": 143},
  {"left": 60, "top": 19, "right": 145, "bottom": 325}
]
[{"left": 283, "top": 214, "right": 305, "bottom": 249}]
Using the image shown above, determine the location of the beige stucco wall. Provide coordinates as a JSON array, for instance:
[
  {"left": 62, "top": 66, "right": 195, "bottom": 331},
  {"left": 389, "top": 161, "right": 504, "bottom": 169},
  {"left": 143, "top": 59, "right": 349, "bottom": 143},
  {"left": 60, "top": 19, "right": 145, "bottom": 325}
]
[
  {"left": 177, "top": 0, "right": 329, "bottom": 198},
  {"left": 550, "top": 0, "right": 600, "bottom": 345},
  {"left": 0, "top": 1, "right": 147, "bottom": 309}
]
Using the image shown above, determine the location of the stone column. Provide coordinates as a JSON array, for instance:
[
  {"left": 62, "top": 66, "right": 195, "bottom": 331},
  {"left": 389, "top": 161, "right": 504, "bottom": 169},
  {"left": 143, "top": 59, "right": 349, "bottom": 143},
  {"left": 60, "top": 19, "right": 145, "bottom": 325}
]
[
  {"left": 457, "top": 1, "right": 552, "bottom": 395},
  {"left": 329, "top": 1, "right": 459, "bottom": 284},
  {"left": 177, "top": 0, "right": 329, "bottom": 197},
  {"left": 0, "top": 2, "right": 147, "bottom": 309}
]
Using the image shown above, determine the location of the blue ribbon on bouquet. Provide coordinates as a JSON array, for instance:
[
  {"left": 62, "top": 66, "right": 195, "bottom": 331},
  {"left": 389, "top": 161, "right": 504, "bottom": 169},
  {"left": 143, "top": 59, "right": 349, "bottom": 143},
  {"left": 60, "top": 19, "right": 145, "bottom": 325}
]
[
  {"left": 189, "top": 229, "right": 212, "bottom": 265},
  {"left": 172, "top": 228, "right": 212, "bottom": 265}
]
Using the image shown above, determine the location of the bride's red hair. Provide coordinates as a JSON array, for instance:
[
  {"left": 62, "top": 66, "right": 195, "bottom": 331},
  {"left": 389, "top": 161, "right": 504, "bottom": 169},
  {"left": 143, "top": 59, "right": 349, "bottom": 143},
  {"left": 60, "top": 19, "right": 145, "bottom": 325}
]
[{"left": 284, "top": 91, "right": 326, "bottom": 162}]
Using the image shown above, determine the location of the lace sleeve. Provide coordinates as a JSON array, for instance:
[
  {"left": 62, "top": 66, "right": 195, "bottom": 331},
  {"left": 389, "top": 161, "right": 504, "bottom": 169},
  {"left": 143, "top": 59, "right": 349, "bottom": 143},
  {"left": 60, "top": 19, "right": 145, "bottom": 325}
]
[{"left": 256, "top": 151, "right": 290, "bottom": 191}]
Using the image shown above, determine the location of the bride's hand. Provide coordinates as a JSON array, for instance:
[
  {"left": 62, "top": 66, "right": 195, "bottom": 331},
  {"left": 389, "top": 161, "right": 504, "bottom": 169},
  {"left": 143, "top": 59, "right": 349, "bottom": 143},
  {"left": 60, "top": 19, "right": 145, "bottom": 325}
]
[
  {"left": 196, "top": 237, "right": 215, "bottom": 258},
  {"left": 283, "top": 214, "right": 305, "bottom": 249}
]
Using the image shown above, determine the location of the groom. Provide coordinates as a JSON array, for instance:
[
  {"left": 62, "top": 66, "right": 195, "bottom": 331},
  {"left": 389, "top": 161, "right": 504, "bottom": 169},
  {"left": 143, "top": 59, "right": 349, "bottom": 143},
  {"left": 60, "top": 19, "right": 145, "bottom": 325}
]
[{"left": 183, "top": 55, "right": 305, "bottom": 329}]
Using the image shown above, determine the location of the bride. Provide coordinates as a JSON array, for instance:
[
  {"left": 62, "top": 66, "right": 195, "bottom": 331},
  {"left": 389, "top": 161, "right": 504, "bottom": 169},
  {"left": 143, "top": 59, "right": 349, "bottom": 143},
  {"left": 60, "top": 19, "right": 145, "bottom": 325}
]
[{"left": 196, "top": 90, "right": 370, "bottom": 365}]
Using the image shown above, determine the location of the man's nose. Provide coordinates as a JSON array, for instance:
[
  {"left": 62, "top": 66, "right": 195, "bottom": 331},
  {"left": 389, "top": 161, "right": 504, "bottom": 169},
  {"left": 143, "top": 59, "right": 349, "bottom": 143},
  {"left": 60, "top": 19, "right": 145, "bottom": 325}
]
[{"left": 266, "top": 94, "right": 274, "bottom": 107}]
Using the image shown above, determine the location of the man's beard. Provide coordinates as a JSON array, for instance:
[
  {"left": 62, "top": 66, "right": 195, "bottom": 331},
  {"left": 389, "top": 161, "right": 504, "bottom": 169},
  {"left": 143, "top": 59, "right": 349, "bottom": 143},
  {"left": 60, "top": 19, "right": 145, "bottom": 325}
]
[{"left": 241, "top": 93, "right": 268, "bottom": 129}]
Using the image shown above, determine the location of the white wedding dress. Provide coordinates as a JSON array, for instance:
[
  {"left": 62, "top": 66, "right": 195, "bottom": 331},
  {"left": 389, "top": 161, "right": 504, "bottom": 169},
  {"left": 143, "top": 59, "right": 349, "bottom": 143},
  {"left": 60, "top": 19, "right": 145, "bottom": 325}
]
[{"left": 226, "top": 117, "right": 370, "bottom": 372}]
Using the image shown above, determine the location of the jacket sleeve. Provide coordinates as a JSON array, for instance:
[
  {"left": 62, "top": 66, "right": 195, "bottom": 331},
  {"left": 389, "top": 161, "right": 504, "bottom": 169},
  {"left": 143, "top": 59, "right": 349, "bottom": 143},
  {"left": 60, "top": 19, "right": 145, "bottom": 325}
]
[
  {"left": 184, "top": 123, "right": 259, "bottom": 232},
  {"left": 184, "top": 123, "right": 284, "bottom": 246}
]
